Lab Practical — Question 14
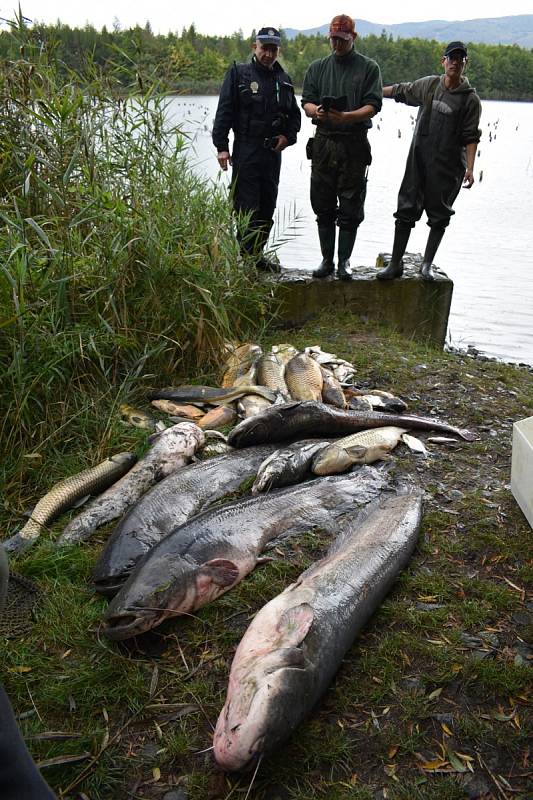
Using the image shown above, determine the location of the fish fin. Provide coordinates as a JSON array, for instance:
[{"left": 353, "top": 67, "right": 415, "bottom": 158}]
[
  {"left": 199, "top": 558, "right": 239, "bottom": 587},
  {"left": 459, "top": 429, "right": 477, "bottom": 441},
  {"left": 71, "top": 494, "right": 90, "bottom": 510},
  {"left": 344, "top": 445, "right": 367, "bottom": 458},
  {"left": 276, "top": 603, "right": 314, "bottom": 645},
  {"left": 256, "top": 556, "right": 275, "bottom": 564}
]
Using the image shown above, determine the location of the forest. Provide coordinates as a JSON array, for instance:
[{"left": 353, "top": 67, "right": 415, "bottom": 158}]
[{"left": 1, "top": 18, "right": 532, "bottom": 100}]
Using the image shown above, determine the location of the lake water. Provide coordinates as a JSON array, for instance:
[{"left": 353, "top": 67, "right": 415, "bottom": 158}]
[{"left": 168, "top": 96, "right": 533, "bottom": 367}]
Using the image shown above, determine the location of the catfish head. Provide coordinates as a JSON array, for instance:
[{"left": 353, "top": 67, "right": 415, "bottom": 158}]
[
  {"left": 214, "top": 594, "right": 315, "bottom": 771},
  {"left": 102, "top": 550, "right": 240, "bottom": 640}
]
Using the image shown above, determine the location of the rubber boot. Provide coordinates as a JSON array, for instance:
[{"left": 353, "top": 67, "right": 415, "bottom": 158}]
[
  {"left": 337, "top": 228, "right": 357, "bottom": 281},
  {"left": 377, "top": 224, "right": 411, "bottom": 280},
  {"left": 254, "top": 222, "right": 281, "bottom": 273},
  {"left": 313, "top": 225, "right": 335, "bottom": 278},
  {"left": 420, "top": 226, "right": 446, "bottom": 281}
]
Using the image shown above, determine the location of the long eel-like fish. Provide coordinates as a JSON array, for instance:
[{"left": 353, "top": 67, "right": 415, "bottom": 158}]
[{"left": 3, "top": 453, "right": 136, "bottom": 554}]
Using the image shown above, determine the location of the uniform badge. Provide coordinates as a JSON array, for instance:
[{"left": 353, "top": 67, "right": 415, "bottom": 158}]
[
  {"left": 268, "top": 29, "right": 275, "bottom": 36},
  {"left": 250, "top": 81, "right": 259, "bottom": 94}
]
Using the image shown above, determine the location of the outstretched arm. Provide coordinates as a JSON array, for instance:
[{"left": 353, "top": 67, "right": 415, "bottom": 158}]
[{"left": 463, "top": 142, "right": 477, "bottom": 188}]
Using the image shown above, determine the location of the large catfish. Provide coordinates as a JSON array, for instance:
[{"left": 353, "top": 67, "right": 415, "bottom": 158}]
[
  {"left": 102, "top": 467, "right": 388, "bottom": 641},
  {"left": 227, "top": 401, "right": 477, "bottom": 447},
  {"left": 93, "top": 444, "right": 278, "bottom": 596},
  {"left": 214, "top": 490, "right": 423, "bottom": 771}
]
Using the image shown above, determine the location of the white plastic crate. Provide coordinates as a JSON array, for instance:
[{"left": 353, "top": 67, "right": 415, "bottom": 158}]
[{"left": 511, "top": 416, "right": 533, "bottom": 530}]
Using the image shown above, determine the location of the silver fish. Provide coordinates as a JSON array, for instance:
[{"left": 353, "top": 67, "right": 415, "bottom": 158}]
[
  {"left": 57, "top": 423, "right": 204, "bottom": 547},
  {"left": 213, "top": 491, "right": 423, "bottom": 771},
  {"left": 102, "top": 468, "right": 388, "bottom": 640},
  {"left": 271, "top": 344, "right": 298, "bottom": 366},
  {"left": 252, "top": 441, "right": 329, "bottom": 493},
  {"left": 320, "top": 367, "right": 346, "bottom": 408},
  {"left": 92, "top": 444, "right": 278, "bottom": 596},
  {"left": 2, "top": 453, "right": 136, "bottom": 554},
  {"left": 227, "top": 401, "right": 477, "bottom": 447},
  {"left": 238, "top": 394, "right": 273, "bottom": 419}
]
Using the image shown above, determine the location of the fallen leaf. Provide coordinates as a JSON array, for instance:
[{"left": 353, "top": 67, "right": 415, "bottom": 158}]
[
  {"left": 388, "top": 745, "right": 399, "bottom": 758},
  {"left": 428, "top": 688, "right": 443, "bottom": 700},
  {"left": 420, "top": 758, "right": 448, "bottom": 771},
  {"left": 152, "top": 767, "right": 161, "bottom": 782}
]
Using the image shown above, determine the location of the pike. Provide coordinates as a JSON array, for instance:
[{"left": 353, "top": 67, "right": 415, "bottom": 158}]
[
  {"left": 227, "top": 401, "right": 477, "bottom": 448},
  {"left": 92, "top": 444, "right": 278, "bottom": 596},
  {"left": 102, "top": 467, "right": 388, "bottom": 640},
  {"left": 213, "top": 491, "right": 423, "bottom": 771},
  {"left": 2, "top": 453, "right": 136, "bottom": 554},
  {"left": 57, "top": 423, "right": 204, "bottom": 547}
]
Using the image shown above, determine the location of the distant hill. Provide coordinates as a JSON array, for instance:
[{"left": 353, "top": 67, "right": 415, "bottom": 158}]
[{"left": 283, "top": 15, "right": 533, "bottom": 49}]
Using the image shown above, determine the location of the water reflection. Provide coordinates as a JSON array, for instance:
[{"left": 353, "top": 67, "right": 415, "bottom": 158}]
[{"left": 168, "top": 96, "right": 533, "bottom": 366}]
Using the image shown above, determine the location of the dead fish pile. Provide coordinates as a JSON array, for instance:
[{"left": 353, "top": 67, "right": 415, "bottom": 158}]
[
  {"left": 213, "top": 491, "right": 423, "bottom": 771},
  {"left": 102, "top": 467, "right": 388, "bottom": 640},
  {"left": 92, "top": 444, "right": 279, "bottom": 596},
  {"left": 3, "top": 453, "right": 136, "bottom": 554},
  {"left": 144, "top": 341, "right": 414, "bottom": 436},
  {"left": 57, "top": 423, "right": 205, "bottom": 547}
]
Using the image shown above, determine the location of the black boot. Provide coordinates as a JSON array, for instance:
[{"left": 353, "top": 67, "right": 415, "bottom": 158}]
[
  {"left": 420, "top": 226, "right": 445, "bottom": 281},
  {"left": 337, "top": 228, "right": 357, "bottom": 281},
  {"left": 313, "top": 225, "right": 335, "bottom": 278},
  {"left": 377, "top": 224, "right": 411, "bottom": 280}
]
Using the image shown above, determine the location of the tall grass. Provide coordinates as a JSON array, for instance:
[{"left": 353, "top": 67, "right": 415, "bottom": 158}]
[{"left": 0, "top": 15, "right": 273, "bottom": 490}]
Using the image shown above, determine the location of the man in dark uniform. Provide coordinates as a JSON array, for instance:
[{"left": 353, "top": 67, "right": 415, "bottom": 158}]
[
  {"left": 377, "top": 41, "right": 482, "bottom": 281},
  {"left": 302, "top": 15, "right": 382, "bottom": 281},
  {"left": 212, "top": 27, "right": 301, "bottom": 272}
]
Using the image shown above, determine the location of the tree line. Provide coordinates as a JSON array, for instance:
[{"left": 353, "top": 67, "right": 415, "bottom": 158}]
[{"left": 1, "top": 19, "right": 532, "bottom": 100}]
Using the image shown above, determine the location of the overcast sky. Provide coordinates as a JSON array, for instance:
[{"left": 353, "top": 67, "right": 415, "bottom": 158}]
[{"left": 1, "top": 1, "right": 531, "bottom": 36}]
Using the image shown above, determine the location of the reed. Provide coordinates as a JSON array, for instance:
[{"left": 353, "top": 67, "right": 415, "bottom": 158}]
[{"left": 0, "top": 15, "right": 272, "bottom": 473}]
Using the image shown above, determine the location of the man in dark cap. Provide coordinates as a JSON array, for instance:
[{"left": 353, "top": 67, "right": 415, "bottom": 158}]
[
  {"left": 377, "top": 41, "right": 481, "bottom": 281},
  {"left": 212, "top": 27, "right": 301, "bottom": 272},
  {"left": 301, "top": 14, "right": 382, "bottom": 280}
]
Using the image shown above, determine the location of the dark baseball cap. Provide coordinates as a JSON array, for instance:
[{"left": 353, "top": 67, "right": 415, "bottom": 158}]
[
  {"left": 256, "top": 27, "right": 281, "bottom": 46},
  {"left": 444, "top": 41, "right": 467, "bottom": 57},
  {"left": 329, "top": 14, "right": 356, "bottom": 40}
]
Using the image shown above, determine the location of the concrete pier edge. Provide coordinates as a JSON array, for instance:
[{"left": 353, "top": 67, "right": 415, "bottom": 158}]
[{"left": 268, "top": 252, "right": 453, "bottom": 350}]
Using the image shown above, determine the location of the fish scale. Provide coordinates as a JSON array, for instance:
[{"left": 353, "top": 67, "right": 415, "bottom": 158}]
[
  {"left": 285, "top": 355, "right": 323, "bottom": 401},
  {"left": 2, "top": 453, "right": 136, "bottom": 554},
  {"left": 255, "top": 354, "right": 290, "bottom": 398}
]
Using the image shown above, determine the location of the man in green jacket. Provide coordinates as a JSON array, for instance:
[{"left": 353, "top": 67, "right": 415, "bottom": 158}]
[
  {"left": 377, "top": 41, "right": 482, "bottom": 281},
  {"left": 302, "top": 15, "right": 382, "bottom": 280}
]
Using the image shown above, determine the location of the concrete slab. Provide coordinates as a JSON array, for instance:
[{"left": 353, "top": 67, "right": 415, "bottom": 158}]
[
  {"left": 268, "top": 253, "right": 453, "bottom": 349},
  {"left": 511, "top": 415, "right": 533, "bottom": 530}
]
